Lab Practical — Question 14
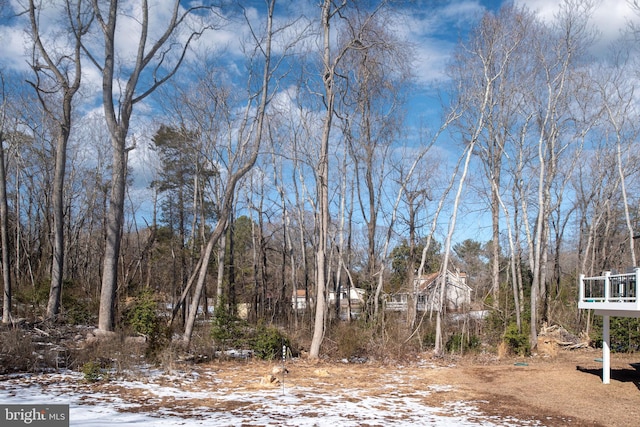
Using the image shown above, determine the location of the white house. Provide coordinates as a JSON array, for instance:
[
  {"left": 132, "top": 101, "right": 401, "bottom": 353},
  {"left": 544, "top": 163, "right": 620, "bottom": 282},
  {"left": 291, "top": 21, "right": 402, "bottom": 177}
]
[
  {"left": 292, "top": 286, "right": 365, "bottom": 320},
  {"left": 292, "top": 289, "right": 308, "bottom": 310},
  {"left": 386, "top": 270, "right": 471, "bottom": 313},
  {"left": 328, "top": 287, "right": 366, "bottom": 305},
  {"left": 329, "top": 287, "right": 366, "bottom": 320}
]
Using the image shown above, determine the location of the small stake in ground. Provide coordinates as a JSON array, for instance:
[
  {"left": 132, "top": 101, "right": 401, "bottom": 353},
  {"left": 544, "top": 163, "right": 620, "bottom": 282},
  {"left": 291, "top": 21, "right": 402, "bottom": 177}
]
[{"left": 282, "top": 344, "right": 286, "bottom": 395}]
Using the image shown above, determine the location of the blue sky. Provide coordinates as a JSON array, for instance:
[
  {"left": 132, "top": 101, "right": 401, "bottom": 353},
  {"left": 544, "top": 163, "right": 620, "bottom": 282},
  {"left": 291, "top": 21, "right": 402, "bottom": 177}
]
[
  {"left": 1, "top": 0, "right": 639, "bottom": 247},
  {"left": 4, "top": 1, "right": 635, "bottom": 88}
]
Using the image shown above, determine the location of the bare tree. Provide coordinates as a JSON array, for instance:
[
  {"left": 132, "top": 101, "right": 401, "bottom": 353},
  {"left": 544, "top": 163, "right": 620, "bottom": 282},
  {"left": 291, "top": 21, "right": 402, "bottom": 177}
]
[
  {"left": 180, "top": 0, "right": 302, "bottom": 346},
  {"left": 0, "top": 73, "right": 11, "bottom": 324},
  {"left": 525, "top": 0, "right": 596, "bottom": 348},
  {"left": 277, "top": 93, "right": 318, "bottom": 327},
  {"left": 597, "top": 56, "right": 639, "bottom": 267},
  {"left": 83, "top": 0, "right": 213, "bottom": 332},
  {"left": 449, "top": 4, "right": 534, "bottom": 315},
  {"left": 309, "top": 0, "right": 344, "bottom": 359},
  {"left": 435, "top": 3, "right": 533, "bottom": 354},
  {"left": 26, "top": 0, "right": 91, "bottom": 320},
  {"left": 309, "top": 0, "right": 391, "bottom": 358},
  {"left": 337, "top": 8, "right": 411, "bottom": 316},
  {"left": 399, "top": 157, "right": 438, "bottom": 328},
  {"left": 437, "top": 4, "right": 531, "bottom": 351},
  {"left": 7, "top": 80, "right": 58, "bottom": 309}
]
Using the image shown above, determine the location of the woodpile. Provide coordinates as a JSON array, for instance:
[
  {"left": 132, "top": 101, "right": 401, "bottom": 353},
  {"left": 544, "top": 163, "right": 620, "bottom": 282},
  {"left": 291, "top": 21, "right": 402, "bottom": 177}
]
[{"left": 538, "top": 324, "right": 590, "bottom": 351}]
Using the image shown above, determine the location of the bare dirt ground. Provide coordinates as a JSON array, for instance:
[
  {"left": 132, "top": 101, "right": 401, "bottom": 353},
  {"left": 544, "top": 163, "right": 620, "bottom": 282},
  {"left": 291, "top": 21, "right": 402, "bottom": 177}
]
[
  {"left": 421, "top": 349, "right": 640, "bottom": 426},
  {"left": 187, "top": 348, "right": 640, "bottom": 426},
  {"left": 3, "top": 344, "right": 639, "bottom": 425}
]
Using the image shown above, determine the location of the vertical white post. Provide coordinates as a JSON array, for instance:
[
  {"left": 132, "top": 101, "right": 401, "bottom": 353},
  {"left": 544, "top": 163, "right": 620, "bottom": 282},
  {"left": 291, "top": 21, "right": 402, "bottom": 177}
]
[
  {"left": 602, "top": 315, "right": 610, "bottom": 384},
  {"left": 633, "top": 267, "right": 640, "bottom": 310},
  {"left": 282, "top": 344, "right": 286, "bottom": 395}
]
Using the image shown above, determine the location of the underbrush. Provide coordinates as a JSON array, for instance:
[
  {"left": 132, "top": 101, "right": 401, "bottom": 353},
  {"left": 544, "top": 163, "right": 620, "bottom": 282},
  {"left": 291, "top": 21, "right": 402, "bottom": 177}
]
[
  {"left": 210, "top": 305, "right": 298, "bottom": 360},
  {"left": 0, "top": 328, "right": 39, "bottom": 373},
  {"left": 2, "top": 307, "right": 587, "bottom": 382},
  {"left": 323, "top": 314, "right": 434, "bottom": 362}
]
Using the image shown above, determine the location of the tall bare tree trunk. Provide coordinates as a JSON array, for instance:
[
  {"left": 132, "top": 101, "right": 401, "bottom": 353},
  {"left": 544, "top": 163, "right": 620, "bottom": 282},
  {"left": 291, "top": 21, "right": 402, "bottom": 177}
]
[
  {"left": 492, "top": 178, "right": 521, "bottom": 330},
  {"left": 28, "top": 0, "right": 87, "bottom": 320},
  {"left": 0, "top": 85, "right": 11, "bottom": 324},
  {"left": 490, "top": 175, "right": 501, "bottom": 309},
  {"left": 47, "top": 129, "right": 69, "bottom": 320},
  {"left": 215, "top": 222, "right": 227, "bottom": 305},
  {"left": 309, "top": 0, "right": 334, "bottom": 359},
  {"left": 608, "top": 103, "right": 636, "bottom": 267},
  {"left": 89, "top": 0, "right": 209, "bottom": 331}
]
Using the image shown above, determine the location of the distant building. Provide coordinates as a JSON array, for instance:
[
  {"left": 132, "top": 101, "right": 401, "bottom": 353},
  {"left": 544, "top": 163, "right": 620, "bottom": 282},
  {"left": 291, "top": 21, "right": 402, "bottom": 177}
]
[
  {"left": 328, "top": 287, "right": 366, "bottom": 306},
  {"left": 385, "top": 270, "right": 471, "bottom": 313},
  {"left": 292, "top": 289, "right": 308, "bottom": 310},
  {"left": 293, "top": 286, "right": 366, "bottom": 320}
]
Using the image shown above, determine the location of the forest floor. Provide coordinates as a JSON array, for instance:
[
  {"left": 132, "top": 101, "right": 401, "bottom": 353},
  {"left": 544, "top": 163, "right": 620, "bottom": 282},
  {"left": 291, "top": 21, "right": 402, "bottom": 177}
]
[{"left": 1, "top": 344, "right": 639, "bottom": 425}]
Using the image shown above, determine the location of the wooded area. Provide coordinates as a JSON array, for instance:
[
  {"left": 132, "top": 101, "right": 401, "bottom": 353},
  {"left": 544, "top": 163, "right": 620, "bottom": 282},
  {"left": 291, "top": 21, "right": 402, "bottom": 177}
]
[{"left": 1, "top": 0, "right": 640, "bottom": 362}]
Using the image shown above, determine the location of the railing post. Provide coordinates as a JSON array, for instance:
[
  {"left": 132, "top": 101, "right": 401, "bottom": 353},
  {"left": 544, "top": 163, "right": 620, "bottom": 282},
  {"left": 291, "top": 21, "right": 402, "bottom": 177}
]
[
  {"left": 636, "top": 268, "right": 640, "bottom": 310},
  {"left": 579, "top": 274, "right": 585, "bottom": 303},
  {"left": 602, "top": 314, "right": 610, "bottom": 384},
  {"left": 604, "top": 271, "right": 611, "bottom": 303}
]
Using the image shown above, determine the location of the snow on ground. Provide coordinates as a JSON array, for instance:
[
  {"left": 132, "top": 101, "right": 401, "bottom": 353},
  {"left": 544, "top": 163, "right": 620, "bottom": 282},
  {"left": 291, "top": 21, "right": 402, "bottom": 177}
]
[{"left": 0, "top": 367, "right": 540, "bottom": 426}]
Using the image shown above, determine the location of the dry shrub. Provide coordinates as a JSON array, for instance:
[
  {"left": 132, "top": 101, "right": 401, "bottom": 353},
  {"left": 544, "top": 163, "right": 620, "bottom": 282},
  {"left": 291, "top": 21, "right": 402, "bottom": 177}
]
[
  {"left": 537, "top": 337, "right": 559, "bottom": 358},
  {"left": 187, "top": 324, "right": 218, "bottom": 360},
  {"left": 373, "top": 315, "right": 419, "bottom": 361},
  {"left": 323, "top": 316, "right": 425, "bottom": 362},
  {"left": 327, "top": 321, "right": 371, "bottom": 360},
  {"left": 154, "top": 327, "right": 215, "bottom": 369},
  {"left": 497, "top": 341, "right": 509, "bottom": 359},
  {"left": 0, "top": 328, "right": 38, "bottom": 373},
  {"left": 153, "top": 340, "right": 189, "bottom": 370},
  {"left": 70, "top": 333, "right": 145, "bottom": 377},
  {"left": 287, "top": 322, "right": 314, "bottom": 355}
]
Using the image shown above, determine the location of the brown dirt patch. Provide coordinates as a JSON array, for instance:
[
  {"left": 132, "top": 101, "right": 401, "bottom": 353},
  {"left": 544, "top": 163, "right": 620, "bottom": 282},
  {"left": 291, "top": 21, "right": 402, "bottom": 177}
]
[
  {"left": 188, "top": 348, "right": 640, "bottom": 426},
  {"left": 434, "top": 349, "right": 640, "bottom": 426}
]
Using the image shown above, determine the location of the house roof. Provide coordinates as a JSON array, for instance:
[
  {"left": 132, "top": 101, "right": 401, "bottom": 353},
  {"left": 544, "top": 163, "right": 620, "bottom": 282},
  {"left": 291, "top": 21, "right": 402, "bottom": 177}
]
[
  {"left": 415, "top": 270, "right": 471, "bottom": 293},
  {"left": 415, "top": 272, "right": 439, "bottom": 292}
]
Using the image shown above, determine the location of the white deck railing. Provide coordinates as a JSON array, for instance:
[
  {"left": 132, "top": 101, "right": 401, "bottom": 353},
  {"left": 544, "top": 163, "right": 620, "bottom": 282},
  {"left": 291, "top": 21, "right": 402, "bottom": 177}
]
[
  {"left": 579, "top": 269, "right": 639, "bottom": 310},
  {"left": 578, "top": 268, "right": 640, "bottom": 385}
]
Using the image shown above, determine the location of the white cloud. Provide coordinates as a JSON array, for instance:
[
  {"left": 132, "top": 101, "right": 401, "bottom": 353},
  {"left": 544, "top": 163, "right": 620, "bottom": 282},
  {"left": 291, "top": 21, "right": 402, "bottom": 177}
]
[
  {"left": 395, "top": 1, "right": 488, "bottom": 85},
  {"left": 403, "top": 0, "right": 640, "bottom": 86},
  {"left": 438, "top": 0, "right": 486, "bottom": 28},
  {"left": 2, "top": 1, "right": 88, "bottom": 72},
  {"left": 413, "top": 38, "right": 456, "bottom": 84},
  {"left": 515, "top": 0, "right": 640, "bottom": 55},
  {"left": 0, "top": 25, "right": 29, "bottom": 71},
  {"left": 514, "top": 0, "right": 558, "bottom": 21}
]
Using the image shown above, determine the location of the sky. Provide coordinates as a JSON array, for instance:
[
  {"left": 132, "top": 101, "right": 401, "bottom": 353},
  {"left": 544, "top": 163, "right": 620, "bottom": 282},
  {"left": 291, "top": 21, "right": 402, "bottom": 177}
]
[
  {"left": 0, "top": 0, "right": 639, "bottom": 245},
  {"left": 2, "top": 0, "right": 637, "bottom": 115}
]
